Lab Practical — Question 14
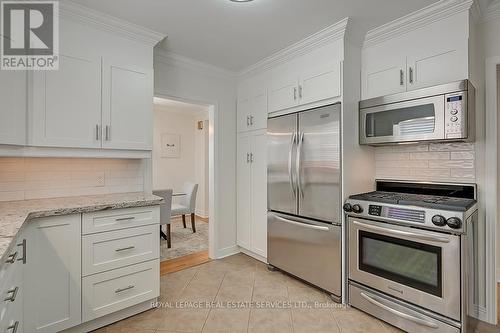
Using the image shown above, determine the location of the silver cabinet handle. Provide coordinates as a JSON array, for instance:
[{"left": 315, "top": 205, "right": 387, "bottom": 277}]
[
  {"left": 17, "top": 239, "right": 26, "bottom": 264},
  {"left": 115, "top": 246, "right": 135, "bottom": 252},
  {"left": 7, "top": 321, "right": 19, "bottom": 333},
  {"left": 115, "top": 285, "right": 135, "bottom": 294},
  {"left": 352, "top": 221, "right": 450, "bottom": 243},
  {"left": 4, "top": 287, "right": 19, "bottom": 302},
  {"left": 105, "top": 125, "right": 110, "bottom": 140},
  {"left": 96, "top": 124, "right": 100, "bottom": 140},
  {"left": 274, "top": 214, "right": 330, "bottom": 231},
  {"left": 5, "top": 252, "right": 17, "bottom": 264},
  {"left": 399, "top": 69, "right": 404, "bottom": 86},
  {"left": 293, "top": 87, "right": 297, "bottom": 100},
  {"left": 250, "top": 153, "right": 254, "bottom": 163},
  {"left": 295, "top": 132, "right": 305, "bottom": 198},
  {"left": 288, "top": 132, "right": 297, "bottom": 198},
  {"left": 115, "top": 217, "right": 135, "bottom": 222},
  {"left": 246, "top": 153, "right": 250, "bottom": 163},
  {"left": 360, "top": 292, "right": 439, "bottom": 329},
  {"left": 298, "top": 85, "right": 303, "bottom": 99},
  {"left": 246, "top": 116, "right": 250, "bottom": 126},
  {"left": 250, "top": 115, "right": 254, "bottom": 125},
  {"left": 409, "top": 67, "right": 414, "bottom": 84}
]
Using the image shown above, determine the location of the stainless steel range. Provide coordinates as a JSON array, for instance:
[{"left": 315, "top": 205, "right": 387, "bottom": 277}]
[{"left": 344, "top": 180, "right": 477, "bottom": 333}]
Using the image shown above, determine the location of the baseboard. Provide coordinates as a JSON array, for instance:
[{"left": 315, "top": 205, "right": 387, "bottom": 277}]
[
  {"left": 469, "top": 303, "right": 490, "bottom": 323},
  {"left": 497, "top": 266, "right": 500, "bottom": 282},
  {"left": 239, "top": 247, "right": 268, "bottom": 264},
  {"left": 60, "top": 299, "right": 156, "bottom": 333},
  {"left": 195, "top": 209, "right": 209, "bottom": 219},
  {"left": 213, "top": 244, "right": 239, "bottom": 259}
]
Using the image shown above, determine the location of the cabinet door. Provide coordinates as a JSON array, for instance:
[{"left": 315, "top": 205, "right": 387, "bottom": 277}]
[
  {"left": 249, "top": 88, "right": 268, "bottom": 130},
  {"left": 407, "top": 40, "right": 468, "bottom": 91},
  {"left": 299, "top": 60, "right": 341, "bottom": 105},
  {"left": 237, "top": 132, "right": 252, "bottom": 250},
  {"left": 237, "top": 96, "right": 251, "bottom": 133},
  {"left": 268, "top": 72, "right": 299, "bottom": 113},
  {"left": 0, "top": 71, "right": 26, "bottom": 145},
  {"left": 250, "top": 130, "right": 268, "bottom": 258},
  {"left": 24, "top": 214, "right": 81, "bottom": 333},
  {"left": 31, "top": 53, "right": 101, "bottom": 148},
  {"left": 102, "top": 59, "right": 153, "bottom": 150},
  {"left": 362, "top": 55, "right": 407, "bottom": 99}
]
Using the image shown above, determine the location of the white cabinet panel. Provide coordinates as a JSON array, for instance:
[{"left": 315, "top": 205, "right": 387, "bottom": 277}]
[
  {"left": 102, "top": 60, "right": 153, "bottom": 150},
  {"left": 31, "top": 53, "right": 101, "bottom": 148},
  {"left": 362, "top": 56, "right": 406, "bottom": 99},
  {"left": 237, "top": 132, "right": 252, "bottom": 249},
  {"left": 268, "top": 73, "right": 298, "bottom": 113},
  {"left": 237, "top": 97, "right": 252, "bottom": 133},
  {"left": 82, "top": 206, "right": 159, "bottom": 235},
  {"left": 0, "top": 71, "right": 26, "bottom": 145},
  {"left": 250, "top": 130, "right": 267, "bottom": 258},
  {"left": 300, "top": 61, "right": 341, "bottom": 105},
  {"left": 24, "top": 214, "right": 81, "bottom": 333},
  {"left": 250, "top": 89, "right": 268, "bottom": 130}
]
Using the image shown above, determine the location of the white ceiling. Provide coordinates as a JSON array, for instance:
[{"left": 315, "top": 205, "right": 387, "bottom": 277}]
[
  {"left": 72, "top": 0, "right": 439, "bottom": 71},
  {"left": 154, "top": 97, "right": 209, "bottom": 118}
]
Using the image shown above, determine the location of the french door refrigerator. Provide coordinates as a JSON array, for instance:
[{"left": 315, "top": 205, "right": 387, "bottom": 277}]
[{"left": 267, "top": 103, "right": 342, "bottom": 299}]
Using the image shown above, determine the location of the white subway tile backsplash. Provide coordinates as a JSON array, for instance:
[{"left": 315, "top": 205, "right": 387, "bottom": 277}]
[
  {"left": 450, "top": 151, "right": 475, "bottom": 160},
  {"left": 375, "top": 153, "right": 410, "bottom": 161},
  {"left": 428, "top": 160, "right": 474, "bottom": 169},
  {"left": 450, "top": 168, "right": 476, "bottom": 179},
  {"left": 0, "top": 158, "right": 145, "bottom": 201},
  {"left": 429, "top": 142, "right": 474, "bottom": 151},
  {"left": 375, "top": 160, "right": 429, "bottom": 169},
  {"left": 410, "top": 152, "right": 450, "bottom": 160}
]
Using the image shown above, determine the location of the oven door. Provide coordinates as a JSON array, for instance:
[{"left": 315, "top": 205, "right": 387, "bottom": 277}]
[
  {"left": 348, "top": 217, "right": 461, "bottom": 321},
  {"left": 360, "top": 95, "right": 445, "bottom": 145}
]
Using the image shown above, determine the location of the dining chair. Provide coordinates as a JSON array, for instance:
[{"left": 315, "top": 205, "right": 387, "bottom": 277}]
[
  {"left": 171, "top": 182, "right": 199, "bottom": 233},
  {"left": 153, "top": 189, "right": 173, "bottom": 248}
]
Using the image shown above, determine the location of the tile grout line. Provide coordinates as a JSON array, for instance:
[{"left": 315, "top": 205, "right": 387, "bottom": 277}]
[
  {"left": 246, "top": 263, "right": 257, "bottom": 333},
  {"left": 199, "top": 269, "right": 227, "bottom": 333}
]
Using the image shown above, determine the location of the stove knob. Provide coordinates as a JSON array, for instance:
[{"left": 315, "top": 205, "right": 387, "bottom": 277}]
[
  {"left": 431, "top": 215, "right": 447, "bottom": 227},
  {"left": 343, "top": 203, "right": 353, "bottom": 212},
  {"left": 446, "top": 217, "right": 462, "bottom": 229},
  {"left": 352, "top": 204, "right": 363, "bottom": 214}
]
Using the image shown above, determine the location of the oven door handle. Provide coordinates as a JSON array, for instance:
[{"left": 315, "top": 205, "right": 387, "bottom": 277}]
[
  {"left": 352, "top": 221, "right": 450, "bottom": 243},
  {"left": 360, "top": 292, "right": 440, "bottom": 329}
]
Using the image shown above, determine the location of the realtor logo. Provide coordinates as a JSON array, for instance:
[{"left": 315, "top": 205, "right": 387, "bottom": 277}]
[{"left": 1, "top": 1, "right": 59, "bottom": 70}]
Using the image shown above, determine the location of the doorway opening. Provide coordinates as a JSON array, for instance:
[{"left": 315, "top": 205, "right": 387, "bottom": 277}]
[{"left": 152, "top": 97, "right": 212, "bottom": 273}]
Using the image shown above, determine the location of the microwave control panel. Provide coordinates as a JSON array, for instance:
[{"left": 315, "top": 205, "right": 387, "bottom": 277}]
[{"left": 444, "top": 92, "right": 467, "bottom": 139}]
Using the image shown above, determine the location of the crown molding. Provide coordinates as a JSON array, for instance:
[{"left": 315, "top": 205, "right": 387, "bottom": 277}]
[
  {"left": 238, "top": 17, "right": 349, "bottom": 78},
  {"left": 154, "top": 50, "right": 237, "bottom": 80},
  {"left": 60, "top": 1, "right": 165, "bottom": 46},
  {"left": 364, "top": 0, "right": 473, "bottom": 48}
]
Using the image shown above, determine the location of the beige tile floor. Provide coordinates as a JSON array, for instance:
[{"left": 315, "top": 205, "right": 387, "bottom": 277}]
[{"left": 94, "top": 253, "right": 403, "bottom": 333}]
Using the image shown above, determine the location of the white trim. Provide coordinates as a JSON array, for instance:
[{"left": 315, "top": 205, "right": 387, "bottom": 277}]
[
  {"left": 214, "top": 245, "right": 240, "bottom": 260},
  {"left": 60, "top": 1, "right": 165, "bottom": 46},
  {"left": 238, "top": 18, "right": 348, "bottom": 78},
  {"left": 239, "top": 247, "right": 267, "bottom": 264},
  {"left": 363, "top": 0, "right": 473, "bottom": 48},
  {"left": 485, "top": 57, "right": 499, "bottom": 325},
  {"left": 469, "top": 304, "right": 490, "bottom": 322},
  {"left": 154, "top": 50, "right": 237, "bottom": 80},
  {"left": 0, "top": 145, "right": 151, "bottom": 159}
]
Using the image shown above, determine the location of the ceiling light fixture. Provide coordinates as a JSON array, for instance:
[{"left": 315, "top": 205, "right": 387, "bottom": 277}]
[{"left": 229, "top": 0, "right": 254, "bottom": 2}]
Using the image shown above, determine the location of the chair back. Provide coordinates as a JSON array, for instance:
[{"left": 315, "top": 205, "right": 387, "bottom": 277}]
[
  {"left": 152, "top": 189, "right": 173, "bottom": 225},
  {"left": 180, "top": 182, "right": 198, "bottom": 213}
]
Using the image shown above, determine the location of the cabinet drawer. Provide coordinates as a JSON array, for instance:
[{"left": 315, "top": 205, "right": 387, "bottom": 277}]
[
  {"left": 0, "top": 263, "right": 22, "bottom": 332},
  {"left": 82, "top": 260, "right": 159, "bottom": 322},
  {"left": 82, "top": 225, "right": 159, "bottom": 276},
  {"left": 82, "top": 206, "right": 160, "bottom": 235}
]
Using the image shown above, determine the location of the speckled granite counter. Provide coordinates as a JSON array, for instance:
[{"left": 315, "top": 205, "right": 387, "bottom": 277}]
[{"left": 0, "top": 192, "right": 163, "bottom": 260}]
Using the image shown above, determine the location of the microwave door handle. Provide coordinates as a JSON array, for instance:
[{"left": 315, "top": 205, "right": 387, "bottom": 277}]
[
  {"left": 360, "top": 292, "right": 440, "bottom": 329},
  {"left": 296, "top": 132, "right": 305, "bottom": 198},
  {"left": 352, "top": 221, "right": 450, "bottom": 243},
  {"left": 288, "top": 132, "right": 297, "bottom": 198}
]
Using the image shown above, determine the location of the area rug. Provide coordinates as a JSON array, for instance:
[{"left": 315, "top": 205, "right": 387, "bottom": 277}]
[{"left": 160, "top": 217, "right": 209, "bottom": 261}]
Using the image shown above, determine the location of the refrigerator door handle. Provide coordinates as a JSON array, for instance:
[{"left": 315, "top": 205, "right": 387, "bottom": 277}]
[
  {"left": 274, "top": 214, "right": 330, "bottom": 231},
  {"left": 288, "top": 132, "right": 297, "bottom": 197},
  {"left": 296, "top": 132, "right": 305, "bottom": 198}
]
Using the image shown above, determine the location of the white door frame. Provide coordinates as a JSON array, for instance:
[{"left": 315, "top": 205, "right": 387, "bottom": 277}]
[
  {"left": 485, "top": 56, "right": 499, "bottom": 325},
  {"left": 152, "top": 92, "right": 218, "bottom": 260}
]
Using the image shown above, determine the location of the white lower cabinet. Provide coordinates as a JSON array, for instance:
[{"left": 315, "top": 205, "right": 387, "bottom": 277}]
[
  {"left": 237, "top": 129, "right": 268, "bottom": 258},
  {"left": 82, "top": 260, "right": 159, "bottom": 322},
  {"left": 24, "top": 214, "right": 82, "bottom": 333}
]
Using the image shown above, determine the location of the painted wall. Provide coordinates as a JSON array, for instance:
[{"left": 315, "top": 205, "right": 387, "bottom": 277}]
[
  {"left": 154, "top": 51, "right": 237, "bottom": 258},
  {"left": 0, "top": 157, "right": 144, "bottom": 201},
  {"left": 497, "top": 66, "right": 500, "bottom": 281},
  {"left": 152, "top": 104, "right": 209, "bottom": 217}
]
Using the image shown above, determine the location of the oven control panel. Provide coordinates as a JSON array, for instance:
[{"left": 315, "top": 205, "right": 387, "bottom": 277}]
[
  {"left": 368, "top": 205, "right": 382, "bottom": 216},
  {"left": 444, "top": 92, "right": 467, "bottom": 139}
]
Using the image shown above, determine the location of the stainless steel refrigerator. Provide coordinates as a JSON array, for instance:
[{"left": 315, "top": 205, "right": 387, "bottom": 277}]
[{"left": 267, "top": 103, "right": 342, "bottom": 299}]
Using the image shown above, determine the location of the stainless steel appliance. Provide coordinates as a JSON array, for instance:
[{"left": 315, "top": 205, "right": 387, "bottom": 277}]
[
  {"left": 359, "top": 80, "right": 475, "bottom": 145},
  {"left": 267, "top": 103, "right": 342, "bottom": 300},
  {"left": 344, "top": 181, "right": 477, "bottom": 333}
]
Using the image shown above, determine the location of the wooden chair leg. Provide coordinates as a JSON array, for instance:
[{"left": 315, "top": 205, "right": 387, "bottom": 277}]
[
  {"left": 160, "top": 225, "right": 168, "bottom": 240},
  {"left": 191, "top": 213, "right": 196, "bottom": 233},
  {"left": 167, "top": 224, "right": 171, "bottom": 249},
  {"left": 182, "top": 215, "right": 187, "bottom": 228}
]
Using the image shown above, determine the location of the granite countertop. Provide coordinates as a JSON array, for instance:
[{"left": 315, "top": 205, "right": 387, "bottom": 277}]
[{"left": 0, "top": 192, "right": 163, "bottom": 260}]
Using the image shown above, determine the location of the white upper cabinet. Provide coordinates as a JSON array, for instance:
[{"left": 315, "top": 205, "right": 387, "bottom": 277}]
[
  {"left": 30, "top": 52, "right": 102, "bottom": 148},
  {"left": 237, "top": 79, "right": 268, "bottom": 133},
  {"left": 102, "top": 59, "right": 153, "bottom": 150},
  {"left": 361, "top": 11, "right": 469, "bottom": 100},
  {"left": 0, "top": 71, "right": 26, "bottom": 145},
  {"left": 268, "top": 67, "right": 299, "bottom": 113}
]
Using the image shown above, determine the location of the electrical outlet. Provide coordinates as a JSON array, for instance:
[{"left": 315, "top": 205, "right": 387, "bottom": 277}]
[{"left": 96, "top": 173, "right": 105, "bottom": 187}]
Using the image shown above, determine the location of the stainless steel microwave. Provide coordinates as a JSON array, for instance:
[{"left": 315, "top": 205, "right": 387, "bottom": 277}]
[{"left": 359, "top": 80, "right": 475, "bottom": 145}]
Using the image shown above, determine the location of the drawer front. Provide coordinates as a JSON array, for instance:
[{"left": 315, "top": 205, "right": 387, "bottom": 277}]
[
  {"left": 82, "top": 206, "right": 160, "bottom": 235},
  {"left": 82, "top": 260, "right": 159, "bottom": 322},
  {"left": 82, "top": 225, "right": 159, "bottom": 276}
]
